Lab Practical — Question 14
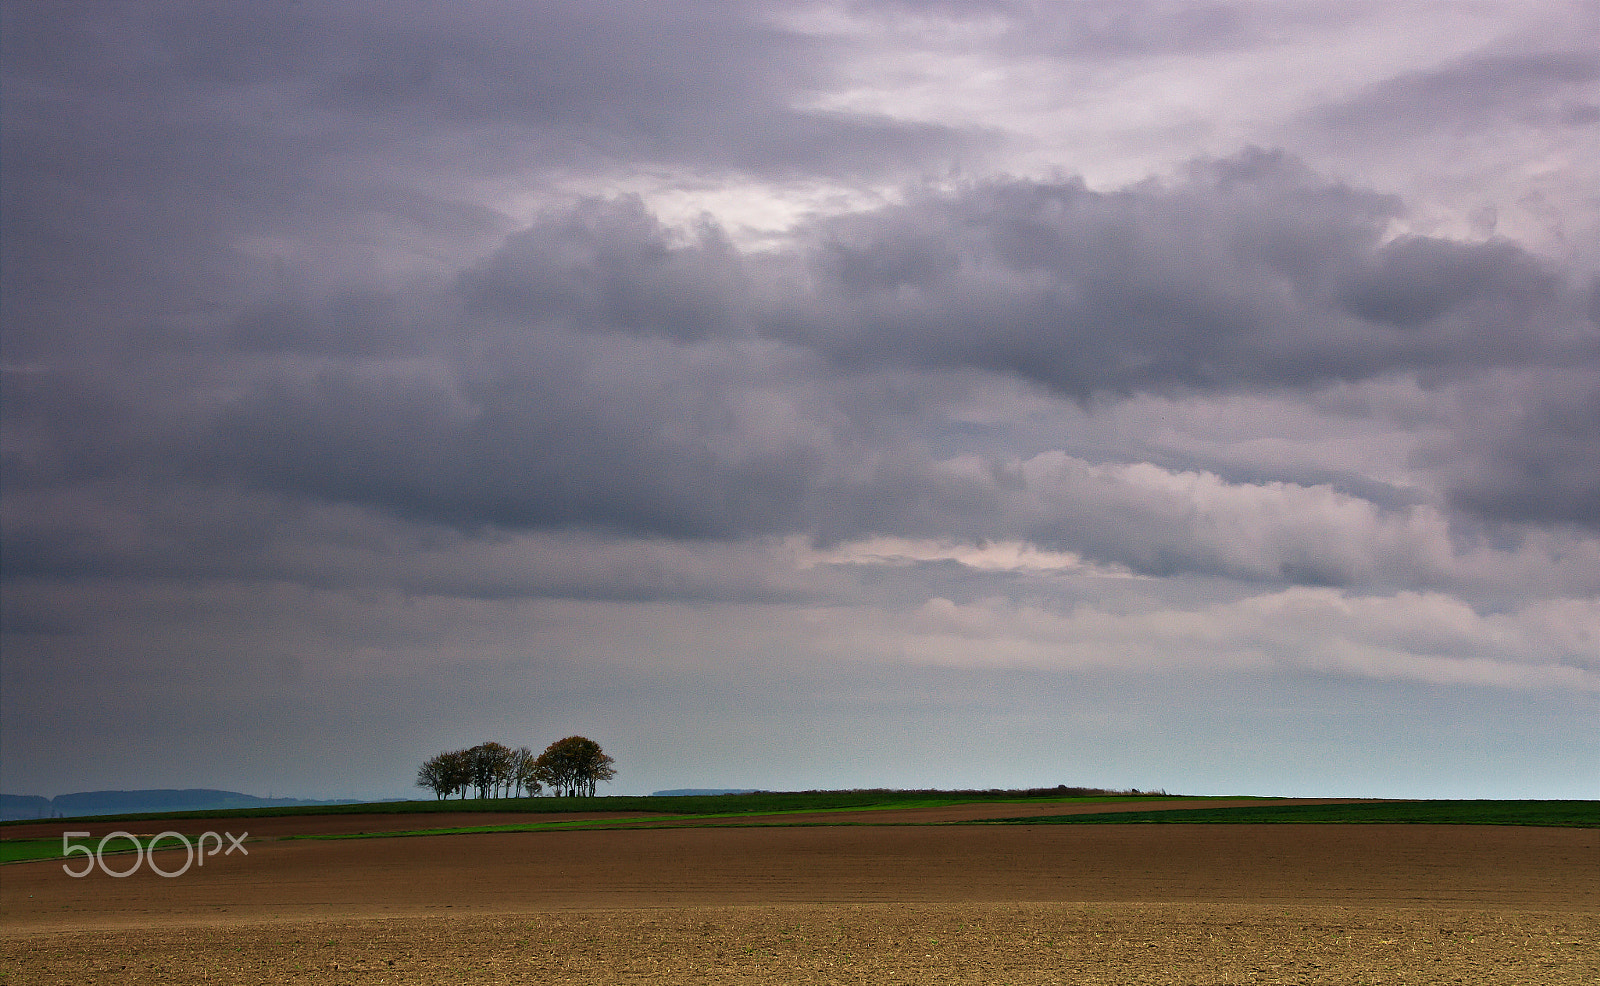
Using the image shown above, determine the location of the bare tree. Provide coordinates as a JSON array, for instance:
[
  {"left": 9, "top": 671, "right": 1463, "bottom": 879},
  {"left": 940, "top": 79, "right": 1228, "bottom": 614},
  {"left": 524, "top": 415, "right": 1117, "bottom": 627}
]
[
  {"left": 511, "top": 745, "right": 541, "bottom": 797},
  {"left": 468, "top": 742, "right": 515, "bottom": 798},
  {"left": 416, "top": 753, "right": 453, "bottom": 799},
  {"left": 442, "top": 748, "right": 473, "bottom": 798},
  {"left": 418, "top": 748, "right": 474, "bottom": 799}
]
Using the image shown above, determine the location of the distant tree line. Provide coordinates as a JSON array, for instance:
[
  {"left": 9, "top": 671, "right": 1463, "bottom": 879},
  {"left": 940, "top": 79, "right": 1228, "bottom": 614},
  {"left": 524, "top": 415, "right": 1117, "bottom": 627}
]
[{"left": 416, "top": 737, "right": 616, "bottom": 799}]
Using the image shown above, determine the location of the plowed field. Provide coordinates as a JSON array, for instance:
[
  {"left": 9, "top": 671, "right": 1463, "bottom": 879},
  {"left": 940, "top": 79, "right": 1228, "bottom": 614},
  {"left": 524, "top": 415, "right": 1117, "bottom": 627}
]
[{"left": 3, "top": 803, "right": 1596, "bottom": 984}]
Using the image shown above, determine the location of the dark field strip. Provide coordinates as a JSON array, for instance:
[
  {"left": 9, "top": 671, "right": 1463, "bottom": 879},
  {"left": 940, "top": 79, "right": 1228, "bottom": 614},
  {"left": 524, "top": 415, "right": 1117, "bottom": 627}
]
[
  {"left": 990, "top": 800, "right": 1600, "bottom": 827},
  {"left": 0, "top": 787, "right": 1160, "bottom": 827}
]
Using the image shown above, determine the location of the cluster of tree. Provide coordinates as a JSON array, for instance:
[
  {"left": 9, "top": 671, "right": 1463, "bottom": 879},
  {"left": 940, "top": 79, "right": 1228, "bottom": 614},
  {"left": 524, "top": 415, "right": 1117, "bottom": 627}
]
[{"left": 416, "top": 737, "right": 616, "bottom": 799}]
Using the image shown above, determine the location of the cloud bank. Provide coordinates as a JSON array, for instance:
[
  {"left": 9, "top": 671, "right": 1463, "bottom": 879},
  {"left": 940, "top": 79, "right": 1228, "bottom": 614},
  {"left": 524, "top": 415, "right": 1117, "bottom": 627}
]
[{"left": 3, "top": 0, "right": 1596, "bottom": 799}]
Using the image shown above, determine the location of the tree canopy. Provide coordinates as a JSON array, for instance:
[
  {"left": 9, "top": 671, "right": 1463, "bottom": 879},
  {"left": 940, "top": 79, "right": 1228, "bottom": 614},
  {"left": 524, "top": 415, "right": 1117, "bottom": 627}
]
[
  {"left": 532, "top": 736, "right": 618, "bottom": 797},
  {"left": 417, "top": 737, "right": 614, "bottom": 799}
]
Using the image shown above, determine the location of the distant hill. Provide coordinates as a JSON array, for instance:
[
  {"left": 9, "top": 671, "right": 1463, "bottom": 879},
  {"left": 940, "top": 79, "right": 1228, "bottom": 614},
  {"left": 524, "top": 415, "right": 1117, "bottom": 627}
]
[
  {"left": 1, "top": 789, "right": 360, "bottom": 821},
  {"left": 651, "top": 789, "right": 761, "bottom": 797},
  {"left": 1, "top": 794, "right": 52, "bottom": 821}
]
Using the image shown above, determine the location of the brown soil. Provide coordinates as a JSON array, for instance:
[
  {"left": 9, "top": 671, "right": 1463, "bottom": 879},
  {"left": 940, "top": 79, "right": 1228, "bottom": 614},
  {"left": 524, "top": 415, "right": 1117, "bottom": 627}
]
[
  {"left": 6, "top": 904, "right": 1594, "bottom": 985},
  {"left": 3, "top": 813, "right": 1596, "bottom": 984}
]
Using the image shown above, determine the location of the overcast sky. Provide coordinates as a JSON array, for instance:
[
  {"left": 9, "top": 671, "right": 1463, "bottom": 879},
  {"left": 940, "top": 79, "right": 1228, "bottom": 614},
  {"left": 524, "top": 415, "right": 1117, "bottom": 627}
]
[{"left": 3, "top": 0, "right": 1597, "bottom": 801}]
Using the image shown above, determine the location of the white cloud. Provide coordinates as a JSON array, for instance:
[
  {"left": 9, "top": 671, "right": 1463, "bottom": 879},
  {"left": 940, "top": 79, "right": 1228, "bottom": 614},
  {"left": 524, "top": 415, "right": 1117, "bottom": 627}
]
[
  {"left": 817, "top": 587, "right": 1600, "bottom": 691},
  {"left": 794, "top": 534, "right": 1120, "bottom": 575}
]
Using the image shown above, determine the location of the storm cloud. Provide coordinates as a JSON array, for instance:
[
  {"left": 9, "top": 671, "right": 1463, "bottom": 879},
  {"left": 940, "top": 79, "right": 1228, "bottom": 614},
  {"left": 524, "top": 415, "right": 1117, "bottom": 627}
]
[{"left": 3, "top": 0, "right": 1596, "bottom": 801}]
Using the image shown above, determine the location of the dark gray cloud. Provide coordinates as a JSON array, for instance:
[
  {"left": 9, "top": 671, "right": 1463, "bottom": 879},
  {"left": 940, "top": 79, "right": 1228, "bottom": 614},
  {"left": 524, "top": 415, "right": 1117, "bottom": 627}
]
[
  {"left": 304, "top": 0, "right": 986, "bottom": 175},
  {"left": 1434, "top": 374, "right": 1600, "bottom": 529},
  {"left": 6, "top": 149, "right": 1596, "bottom": 601},
  {"left": 227, "top": 287, "right": 428, "bottom": 357},
  {"left": 196, "top": 350, "right": 827, "bottom": 539},
  {"left": 775, "top": 151, "right": 1594, "bottom": 398},
  {"left": 0, "top": 0, "right": 984, "bottom": 367},
  {"left": 459, "top": 197, "right": 751, "bottom": 343}
]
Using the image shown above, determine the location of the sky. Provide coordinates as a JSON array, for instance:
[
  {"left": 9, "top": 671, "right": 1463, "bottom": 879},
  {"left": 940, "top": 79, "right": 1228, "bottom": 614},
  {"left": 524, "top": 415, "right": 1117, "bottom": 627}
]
[{"left": 2, "top": 0, "right": 1597, "bottom": 802}]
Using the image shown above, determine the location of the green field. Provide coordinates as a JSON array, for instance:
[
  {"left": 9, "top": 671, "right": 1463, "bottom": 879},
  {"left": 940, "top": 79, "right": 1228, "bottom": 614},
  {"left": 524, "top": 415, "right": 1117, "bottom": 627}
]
[
  {"left": 0, "top": 839, "right": 66, "bottom": 864},
  {"left": 990, "top": 800, "right": 1600, "bottom": 828}
]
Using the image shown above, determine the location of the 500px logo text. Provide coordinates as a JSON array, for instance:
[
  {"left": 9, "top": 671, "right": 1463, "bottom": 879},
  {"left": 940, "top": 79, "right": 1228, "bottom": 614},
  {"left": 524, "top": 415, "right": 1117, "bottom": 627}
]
[{"left": 62, "top": 830, "right": 248, "bottom": 878}]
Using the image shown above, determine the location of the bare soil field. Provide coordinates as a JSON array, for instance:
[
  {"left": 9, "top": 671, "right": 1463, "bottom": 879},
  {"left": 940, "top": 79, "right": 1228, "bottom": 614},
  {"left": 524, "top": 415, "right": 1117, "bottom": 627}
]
[{"left": 3, "top": 808, "right": 1596, "bottom": 984}]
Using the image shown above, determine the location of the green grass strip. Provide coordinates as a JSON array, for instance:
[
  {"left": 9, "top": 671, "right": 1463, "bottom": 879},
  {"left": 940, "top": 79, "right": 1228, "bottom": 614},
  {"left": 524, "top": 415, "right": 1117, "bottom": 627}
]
[
  {"left": 0, "top": 839, "right": 66, "bottom": 864},
  {"left": 0, "top": 833, "right": 222, "bottom": 864}
]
